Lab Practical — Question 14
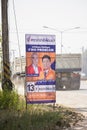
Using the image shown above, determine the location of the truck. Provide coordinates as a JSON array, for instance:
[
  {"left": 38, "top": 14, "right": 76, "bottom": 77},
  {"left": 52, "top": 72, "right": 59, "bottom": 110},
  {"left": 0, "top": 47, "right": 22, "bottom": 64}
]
[{"left": 56, "top": 54, "right": 81, "bottom": 90}]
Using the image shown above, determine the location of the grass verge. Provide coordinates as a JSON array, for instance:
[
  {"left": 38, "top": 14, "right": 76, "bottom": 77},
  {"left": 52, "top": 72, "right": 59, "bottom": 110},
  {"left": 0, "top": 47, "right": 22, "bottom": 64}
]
[{"left": 0, "top": 90, "right": 85, "bottom": 130}]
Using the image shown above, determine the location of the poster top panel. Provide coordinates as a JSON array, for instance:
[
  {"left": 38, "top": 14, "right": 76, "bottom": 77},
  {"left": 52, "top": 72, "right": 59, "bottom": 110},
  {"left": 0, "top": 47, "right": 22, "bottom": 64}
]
[{"left": 25, "top": 34, "right": 56, "bottom": 45}]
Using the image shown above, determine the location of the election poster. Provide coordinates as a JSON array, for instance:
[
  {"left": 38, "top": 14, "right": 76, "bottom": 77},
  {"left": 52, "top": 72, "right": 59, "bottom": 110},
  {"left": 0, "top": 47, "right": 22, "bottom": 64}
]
[{"left": 25, "top": 34, "right": 56, "bottom": 104}]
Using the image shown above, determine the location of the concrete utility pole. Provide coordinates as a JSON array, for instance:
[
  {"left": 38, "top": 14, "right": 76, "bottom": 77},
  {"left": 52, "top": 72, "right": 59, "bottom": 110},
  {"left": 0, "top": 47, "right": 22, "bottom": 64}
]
[{"left": 1, "top": 0, "right": 13, "bottom": 90}]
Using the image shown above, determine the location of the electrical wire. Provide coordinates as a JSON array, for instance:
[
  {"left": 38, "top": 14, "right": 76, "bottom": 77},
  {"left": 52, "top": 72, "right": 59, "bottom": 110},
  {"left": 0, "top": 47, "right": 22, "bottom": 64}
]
[{"left": 12, "top": 0, "right": 22, "bottom": 72}]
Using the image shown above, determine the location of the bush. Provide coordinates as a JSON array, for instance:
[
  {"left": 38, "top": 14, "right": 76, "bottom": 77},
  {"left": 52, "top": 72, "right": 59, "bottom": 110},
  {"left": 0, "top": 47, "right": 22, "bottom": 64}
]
[{"left": 0, "top": 90, "right": 19, "bottom": 110}]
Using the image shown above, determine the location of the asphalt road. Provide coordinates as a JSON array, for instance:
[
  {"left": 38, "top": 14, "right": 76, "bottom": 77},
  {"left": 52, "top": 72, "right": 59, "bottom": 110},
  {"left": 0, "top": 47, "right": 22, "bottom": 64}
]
[
  {"left": 56, "top": 80, "right": 87, "bottom": 107},
  {"left": 56, "top": 80, "right": 87, "bottom": 116}
]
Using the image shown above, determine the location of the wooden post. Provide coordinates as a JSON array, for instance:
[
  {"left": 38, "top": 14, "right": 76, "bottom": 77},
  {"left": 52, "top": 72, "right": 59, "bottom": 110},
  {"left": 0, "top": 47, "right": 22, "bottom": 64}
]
[{"left": 1, "top": 0, "right": 13, "bottom": 90}]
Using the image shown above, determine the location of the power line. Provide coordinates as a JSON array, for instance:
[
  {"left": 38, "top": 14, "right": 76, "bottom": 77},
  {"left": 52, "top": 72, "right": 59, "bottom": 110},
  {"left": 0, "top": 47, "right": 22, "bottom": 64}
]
[{"left": 12, "top": 0, "right": 22, "bottom": 72}]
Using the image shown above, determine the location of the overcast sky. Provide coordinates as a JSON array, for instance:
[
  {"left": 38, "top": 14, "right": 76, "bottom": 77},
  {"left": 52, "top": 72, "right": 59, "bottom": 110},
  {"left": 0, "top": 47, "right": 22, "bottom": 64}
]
[{"left": 0, "top": 0, "right": 87, "bottom": 57}]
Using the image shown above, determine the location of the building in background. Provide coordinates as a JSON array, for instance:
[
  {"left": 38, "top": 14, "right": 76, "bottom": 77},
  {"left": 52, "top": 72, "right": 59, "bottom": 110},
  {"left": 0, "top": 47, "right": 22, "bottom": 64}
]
[{"left": 11, "top": 56, "right": 26, "bottom": 75}]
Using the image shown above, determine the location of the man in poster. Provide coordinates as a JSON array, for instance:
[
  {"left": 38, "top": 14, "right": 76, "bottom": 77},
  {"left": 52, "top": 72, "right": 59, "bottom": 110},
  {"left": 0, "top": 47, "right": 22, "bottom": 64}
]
[
  {"left": 27, "top": 52, "right": 42, "bottom": 76},
  {"left": 38, "top": 55, "right": 55, "bottom": 80}
]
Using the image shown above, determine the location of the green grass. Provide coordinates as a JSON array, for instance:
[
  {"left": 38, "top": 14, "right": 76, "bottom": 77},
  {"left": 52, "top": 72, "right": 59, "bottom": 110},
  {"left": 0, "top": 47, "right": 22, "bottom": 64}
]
[
  {"left": 0, "top": 90, "right": 20, "bottom": 110},
  {"left": 0, "top": 90, "right": 84, "bottom": 130}
]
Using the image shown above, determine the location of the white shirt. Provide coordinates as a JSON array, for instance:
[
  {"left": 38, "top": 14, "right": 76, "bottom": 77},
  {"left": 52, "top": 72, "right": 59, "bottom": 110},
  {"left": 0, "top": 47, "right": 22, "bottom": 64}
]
[{"left": 32, "top": 64, "right": 38, "bottom": 74}]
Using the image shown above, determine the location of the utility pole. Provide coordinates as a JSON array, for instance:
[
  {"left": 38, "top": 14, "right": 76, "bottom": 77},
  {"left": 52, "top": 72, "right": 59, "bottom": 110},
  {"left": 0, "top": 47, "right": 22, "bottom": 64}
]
[{"left": 1, "top": 0, "right": 13, "bottom": 90}]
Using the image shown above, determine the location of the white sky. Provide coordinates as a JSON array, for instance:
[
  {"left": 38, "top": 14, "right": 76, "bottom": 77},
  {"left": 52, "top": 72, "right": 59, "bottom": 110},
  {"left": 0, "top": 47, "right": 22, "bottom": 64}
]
[{"left": 0, "top": 0, "right": 87, "bottom": 57}]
